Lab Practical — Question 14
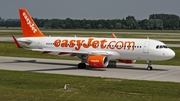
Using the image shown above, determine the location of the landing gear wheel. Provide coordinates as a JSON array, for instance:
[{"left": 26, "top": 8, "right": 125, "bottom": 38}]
[
  {"left": 82, "top": 63, "right": 86, "bottom": 68},
  {"left": 147, "top": 60, "right": 153, "bottom": 70},
  {"left": 78, "top": 63, "right": 86, "bottom": 69},
  {"left": 147, "top": 66, "right": 153, "bottom": 70}
]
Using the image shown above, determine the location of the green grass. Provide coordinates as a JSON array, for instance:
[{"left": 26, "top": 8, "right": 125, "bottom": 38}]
[
  {"left": 0, "top": 27, "right": 22, "bottom": 30},
  {"left": 0, "top": 42, "right": 180, "bottom": 66},
  {"left": 1, "top": 27, "right": 180, "bottom": 33},
  {"left": 163, "top": 41, "right": 180, "bottom": 44},
  {"left": 0, "top": 70, "right": 180, "bottom": 101},
  {"left": 1, "top": 31, "right": 180, "bottom": 39},
  {"left": 0, "top": 32, "right": 22, "bottom": 36}
]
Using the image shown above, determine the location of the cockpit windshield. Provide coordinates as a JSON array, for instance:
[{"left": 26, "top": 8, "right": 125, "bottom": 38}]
[{"left": 156, "top": 45, "right": 168, "bottom": 49}]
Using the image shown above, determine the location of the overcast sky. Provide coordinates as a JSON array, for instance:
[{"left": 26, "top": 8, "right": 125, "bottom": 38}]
[{"left": 0, "top": 0, "right": 180, "bottom": 20}]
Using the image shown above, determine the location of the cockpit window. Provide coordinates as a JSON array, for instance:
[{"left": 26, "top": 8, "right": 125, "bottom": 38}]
[
  {"left": 163, "top": 45, "right": 168, "bottom": 48},
  {"left": 156, "top": 45, "right": 168, "bottom": 49}
]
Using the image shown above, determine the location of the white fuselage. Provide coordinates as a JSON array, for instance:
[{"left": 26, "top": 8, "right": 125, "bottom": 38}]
[{"left": 17, "top": 37, "right": 175, "bottom": 61}]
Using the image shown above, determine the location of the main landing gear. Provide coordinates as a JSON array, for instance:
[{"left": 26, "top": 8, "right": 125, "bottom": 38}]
[
  {"left": 147, "top": 60, "right": 153, "bottom": 70},
  {"left": 77, "top": 55, "right": 87, "bottom": 69},
  {"left": 78, "top": 63, "right": 86, "bottom": 69}
]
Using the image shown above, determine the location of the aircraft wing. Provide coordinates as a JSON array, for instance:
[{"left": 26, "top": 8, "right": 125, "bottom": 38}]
[
  {"left": 32, "top": 48, "right": 88, "bottom": 54},
  {"left": 32, "top": 48, "right": 117, "bottom": 56}
]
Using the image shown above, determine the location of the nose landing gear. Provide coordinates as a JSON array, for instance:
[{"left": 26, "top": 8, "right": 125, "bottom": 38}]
[{"left": 147, "top": 60, "right": 153, "bottom": 70}]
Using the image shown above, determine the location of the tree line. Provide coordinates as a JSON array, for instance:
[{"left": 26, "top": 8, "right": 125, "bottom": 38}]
[{"left": 0, "top": 14, "right": 179, "bottom": 30}]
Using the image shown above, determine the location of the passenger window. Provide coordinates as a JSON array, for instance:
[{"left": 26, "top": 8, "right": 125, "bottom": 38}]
[{"left": 156, "top": 45, "right": 159, "bottom": 49}]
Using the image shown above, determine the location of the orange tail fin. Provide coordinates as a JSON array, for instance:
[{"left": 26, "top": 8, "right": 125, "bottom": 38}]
[{"left": 19, "top": 8, "right": 45, "bottom": 37}]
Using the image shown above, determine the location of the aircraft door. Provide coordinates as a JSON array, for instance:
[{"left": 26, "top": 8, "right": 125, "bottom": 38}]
[
  {"left": 143, "top": 41, "right": 150, "bottom": 53},
  {"left": 38, "top": 38, "right": 43, "bottom": 49}
]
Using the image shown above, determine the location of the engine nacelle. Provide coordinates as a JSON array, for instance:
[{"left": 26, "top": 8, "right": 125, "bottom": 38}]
[
  {"left": 118, "top": 59, "right": 136, "bottom": 64},
  {"left": 87, "top": 56, "right": 109, "bottom": 68}
]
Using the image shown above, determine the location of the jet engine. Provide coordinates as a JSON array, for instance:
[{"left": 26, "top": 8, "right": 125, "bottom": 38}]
[
  {"left": 87, "top": 55, "right": 109, "bottom": 68},
  {"left": 118, "top": 59, "right": 136, "bottom": 64}
]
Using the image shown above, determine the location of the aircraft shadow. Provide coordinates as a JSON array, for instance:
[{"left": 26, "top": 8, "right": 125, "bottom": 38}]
[
  {"left": 3, "top": 59, "right": 105, "bottom": 71},
  {"left": 106, "top": 62, "right": 168, "bottom": 71},
  {"left": 116, "top": 65, "right": 167, "bottom": 71},
  {"left": 107, "top": 62, "right": 168, "bottom": 71},
  {"left": 2, "top": 59, "right": 168, "bottom": 71}
]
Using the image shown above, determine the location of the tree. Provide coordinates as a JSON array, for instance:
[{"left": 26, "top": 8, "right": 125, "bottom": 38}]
[
  {"left": 143, "top": 19, "right": 163, "bottom": 30},
  {"left": 149, "top": 14, "right": 180, "bottom": 30},
  {"left": 97, "top": 19, "right": 106, "bottom": 29},
  {"left": 98, "top": 24, "right": 102, "bottom": 29},
  {"left": 0, "top": 13, "right": 179, "bottom": 30},
  {"left": 64, "top": 18, "right": 73, "bottom": 29},
  {"left": 84, "top": 24, "right": 91, "bottom": 29},
  {"left": 51, "top": 19, "right": 59, "bottom": 29},
  {"left": 90, "top": 20, "right": 96, "bottom": 29},
  {"left": 115, "top": 23, "right": 122, "bottom": 29},
  {"left": 44, "top": 22, "right": 51, "bottom": 29},
  {"left": 73, "top": 20, "right": 81, "bottom": 29},
  {"left": 62, "top": 24, "right": 66, "bottom": 29},
  {"left": 109, "top": 25, "right": 114, "bottom": 29},
  {"left": 125, "top": 16, "right": 137, "bottom": 29}
]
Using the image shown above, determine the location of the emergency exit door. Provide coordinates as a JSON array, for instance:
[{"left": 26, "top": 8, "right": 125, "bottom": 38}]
[{"left": 143, "top": 41, "right": 150, "bottom": 53}]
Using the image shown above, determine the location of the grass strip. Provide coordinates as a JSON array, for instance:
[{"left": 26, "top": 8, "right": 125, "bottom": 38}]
[
  {"left": 0, "top": 70, "right": 180, "bottom": 101},
  {"left": 0, "top": 31, "right": 180, "bottom": 39}
]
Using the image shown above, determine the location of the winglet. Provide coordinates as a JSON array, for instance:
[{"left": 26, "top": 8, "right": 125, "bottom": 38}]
[
  {"left": 112, "top": 32, "right": 117, "bottom": 38},
  {"left": 19, "top": 8, "right": 45, "bottom": 37},
  {"left": 12, "top": 35, "right": 23, "bottom": 48}
]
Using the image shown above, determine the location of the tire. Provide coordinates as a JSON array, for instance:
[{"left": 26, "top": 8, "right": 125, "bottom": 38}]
[
  {"left": 78, "top": 63, "right": 83, "bottom": 69},
  {"left": 78, "top": 63, "right": 86, "bottom": 69},
  {"left": 82, "top": 63, "right": 86, "bottom": 69},
  {"left": 147, "top": 66, "right": 153, "bottom": 70}
]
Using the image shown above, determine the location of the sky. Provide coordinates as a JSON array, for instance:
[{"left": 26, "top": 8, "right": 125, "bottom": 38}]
[{"left": 0, "top": 0, "right": 180, "bottom": 20}]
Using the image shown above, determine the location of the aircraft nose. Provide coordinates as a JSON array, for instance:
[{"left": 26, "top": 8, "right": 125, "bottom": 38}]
[
  {"left": 171, "top": 49, "right": 175, "bottom": 58},
  {"left": 166, "top": 49, "right": 175, "bottom": 59}
]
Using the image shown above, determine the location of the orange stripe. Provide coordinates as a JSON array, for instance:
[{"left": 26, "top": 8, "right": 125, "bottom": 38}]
[
  {"left": 42, "top": 51, "right": 51, "bottom": 54},
  {"left": 58, "top": 52, "right": 71, "bottom": 55}
]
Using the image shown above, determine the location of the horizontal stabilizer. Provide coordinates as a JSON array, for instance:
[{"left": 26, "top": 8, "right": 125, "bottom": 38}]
[{"left": 12, "top": 35, "right": 23, "bottom": 48}]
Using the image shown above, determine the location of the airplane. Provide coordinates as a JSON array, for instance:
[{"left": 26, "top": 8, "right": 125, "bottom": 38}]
[{"left": 12, "top": 8, "right": 175, "bottom": 70}]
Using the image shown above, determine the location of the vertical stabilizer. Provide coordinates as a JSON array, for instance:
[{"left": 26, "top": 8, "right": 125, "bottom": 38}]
[{"left": 19, "top": 8, "right": 45, "bottom": 37}]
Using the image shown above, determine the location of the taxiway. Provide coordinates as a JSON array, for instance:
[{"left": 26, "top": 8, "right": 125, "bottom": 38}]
[{"left": 0, "top": 56, "right": 179, "bottom": 82}]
